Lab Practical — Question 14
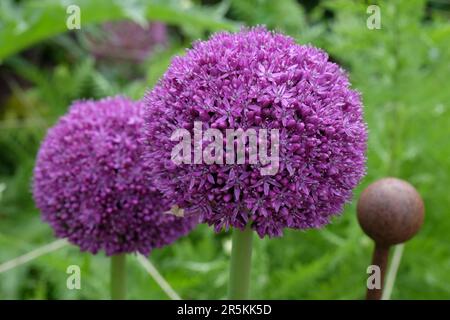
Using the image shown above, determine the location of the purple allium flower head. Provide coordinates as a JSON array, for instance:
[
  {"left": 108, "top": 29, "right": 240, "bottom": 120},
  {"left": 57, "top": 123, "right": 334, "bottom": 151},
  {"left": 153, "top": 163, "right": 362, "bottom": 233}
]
[
  {"left": 33, "top": 96, "right": 197, "bottom": 255},
  {"left": 143, "top": 27, "right": 367, "bottom": 238}
]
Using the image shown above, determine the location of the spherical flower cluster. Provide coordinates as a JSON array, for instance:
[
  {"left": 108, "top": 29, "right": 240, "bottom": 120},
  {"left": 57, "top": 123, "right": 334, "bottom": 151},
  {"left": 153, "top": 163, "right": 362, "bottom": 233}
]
[
  {"left": 144, "top": 27, "right": 367, "bottom": 238},
  {"left": 33, "top": 96, "right": 197, "bottom": 255}
]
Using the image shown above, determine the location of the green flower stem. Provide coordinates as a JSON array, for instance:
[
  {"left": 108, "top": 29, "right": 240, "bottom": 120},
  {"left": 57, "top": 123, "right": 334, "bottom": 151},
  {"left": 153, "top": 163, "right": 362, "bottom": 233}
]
[
  {"left": 382, "top": 244, "right": 404, "bottom": 300},
  {"left": 228, "top": 224, "right": 253, "bottom": 300},
  {"left": 111, "top": 254, "right": 126, "bottom": 300}
]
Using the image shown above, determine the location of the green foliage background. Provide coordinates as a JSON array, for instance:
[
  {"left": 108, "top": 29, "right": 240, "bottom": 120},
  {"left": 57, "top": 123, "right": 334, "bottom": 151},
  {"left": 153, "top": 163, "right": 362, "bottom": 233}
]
[{"left": 0, "top": 0, "right": 449, "bottom": 299}]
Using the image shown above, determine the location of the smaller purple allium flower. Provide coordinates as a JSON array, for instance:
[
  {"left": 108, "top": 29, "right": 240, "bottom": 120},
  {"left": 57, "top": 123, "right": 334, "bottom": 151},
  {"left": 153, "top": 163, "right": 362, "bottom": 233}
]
[
  {"left": 33, "top": 96, "right": 197, "bottom": 256},
  {"left": 143, "top": 27, "right": 367, "bottom": 238}
]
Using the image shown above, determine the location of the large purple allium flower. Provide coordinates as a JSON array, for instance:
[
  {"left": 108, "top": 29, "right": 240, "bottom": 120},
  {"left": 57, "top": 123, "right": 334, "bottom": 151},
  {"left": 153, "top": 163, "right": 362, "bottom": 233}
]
[
  {"left": 33, "top": 96, "right": 197, "bottom": 255},
  {"left": 144, "top": 28, "right": 367, "bottom": 238}
]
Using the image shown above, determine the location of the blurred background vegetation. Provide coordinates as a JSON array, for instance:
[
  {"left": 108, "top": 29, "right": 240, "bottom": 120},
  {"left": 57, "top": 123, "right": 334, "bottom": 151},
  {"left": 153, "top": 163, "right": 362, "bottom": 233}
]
[{"left": 0, "top": 0, "right": 449, "bottom": 299}]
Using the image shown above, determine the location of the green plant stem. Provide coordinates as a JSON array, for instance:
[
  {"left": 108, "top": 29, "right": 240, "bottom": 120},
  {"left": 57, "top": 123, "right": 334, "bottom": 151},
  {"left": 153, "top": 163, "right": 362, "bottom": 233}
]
[
  {"left": 228, "top": 225, "right": 253, "bottom": 300},
  {"left": 382, "top": 4, "right": 404, "bottom": 298},
  {"left": 382, "top": 244, "right": 404, "bottom": 300},
  {"left": 111, "top": 254, "right": 126, "bottom": 300}
]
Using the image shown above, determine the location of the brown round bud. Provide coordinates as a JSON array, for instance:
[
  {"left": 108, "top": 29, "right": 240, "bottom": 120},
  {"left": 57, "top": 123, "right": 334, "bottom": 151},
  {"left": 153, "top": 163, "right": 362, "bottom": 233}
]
[{"left": 357, "top": 177, "right": 424, "bottom": 246}]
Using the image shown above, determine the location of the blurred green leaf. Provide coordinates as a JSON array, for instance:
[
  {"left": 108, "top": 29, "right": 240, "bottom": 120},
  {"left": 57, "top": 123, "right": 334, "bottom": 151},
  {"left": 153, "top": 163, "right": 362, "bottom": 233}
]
[{"left": 0, "top": 0, "right": 240, "bottom": 62}]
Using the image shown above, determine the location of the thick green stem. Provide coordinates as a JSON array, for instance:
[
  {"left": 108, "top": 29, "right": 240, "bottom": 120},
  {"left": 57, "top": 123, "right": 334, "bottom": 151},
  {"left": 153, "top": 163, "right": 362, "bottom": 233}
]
[
  {"left": 111, "top": 254, "right": 126, "bottom": 300},
  {"left": 228, "top": 225, "right": 253, "bottom": 300}
]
